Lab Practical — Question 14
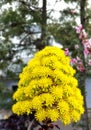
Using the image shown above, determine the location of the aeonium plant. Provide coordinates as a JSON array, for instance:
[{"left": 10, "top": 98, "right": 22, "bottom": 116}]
[{"left": 12, "top": 46, "right": 84, "bottom": 130}]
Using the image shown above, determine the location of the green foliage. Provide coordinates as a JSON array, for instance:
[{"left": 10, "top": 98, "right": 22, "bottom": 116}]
[
  {"left": 0, "top": 0, "right": 43, "bottom": 77},
  {"left": 0, "top": 83, "right": 14, "bottom": 110},
  {"left": 48, "top": 21, "right": 78, "bottom": 50},
  {"left": 1, "top": 8, "right": 25, "bottom": 37}
]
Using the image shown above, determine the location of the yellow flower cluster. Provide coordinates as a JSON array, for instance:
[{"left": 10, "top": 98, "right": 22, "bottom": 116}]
[{"left": 12, "top": 46, "right": 84, "bottom": 125}]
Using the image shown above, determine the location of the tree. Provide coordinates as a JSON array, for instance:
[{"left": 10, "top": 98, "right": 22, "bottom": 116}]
[{"left": 0, "top": 0, "right": 50, "bottom": 78}]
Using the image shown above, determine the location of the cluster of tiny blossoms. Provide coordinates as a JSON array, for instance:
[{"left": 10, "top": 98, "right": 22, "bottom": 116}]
[
  {"left": 71, "top": 24, "right": 91, "bottom": 72},
  {"left": 12, "top": 46, "right": 84, "bottom": 125}
]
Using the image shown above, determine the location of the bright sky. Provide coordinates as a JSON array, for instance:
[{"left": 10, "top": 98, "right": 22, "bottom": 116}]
[
  {"left": 39, "top": 0, "right": 72, "bottom": 19},
  {"left": 47, "top": 0, "right": 70, "bottom": 18},
  {"left": 39, "top": 0, "right": 79, "bottom": 23},
  {"left": 2, "top": 0, "right": 91, "bottom": 21},
  {"left": 1, "top": 0, "right": 67, "bottom": 19}
]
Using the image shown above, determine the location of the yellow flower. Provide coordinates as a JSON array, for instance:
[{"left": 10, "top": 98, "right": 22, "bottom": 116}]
[
  {"left": 60, "top": 113, "right": 71, "bottom": 125},
  {"left": 40, "top": 93, "right": 54, "bottom": 107},
  {"left": 30, "top": 66, "right": 52, "bottom": 78},
  {"left": 47, "top": 109, "right": 59, "bottom": 122},
  {"left": 12, "top": 100, "right": 32, "bottom": 115},
  {"left": 38, "top": 77, "right": 52, "bottom": 90},
  {"left": 50, "top": 86, "right": 63, "bottom": 100},
  {"left": 57, "top": 101, "right": 69, "bottom": 114},
  {"left": 35, "top": 109, "right": 47, "bottom": 122},
  {"left": 71, "top": 110, "right": 81, "bottom": 122},
  {"left": 32, "top": 96, "right": 42, "bottom": 110},
  {"left": 12, "top": 46, "right": 84, "bottom": 125},
  {"left": 13, "top": 87, "right": 25, "bottom": 101}
]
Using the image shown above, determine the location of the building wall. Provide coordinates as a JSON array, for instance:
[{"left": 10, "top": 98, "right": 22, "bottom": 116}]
[{"left": 86, "top": 77, "right": 91, "bottom": 108}]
